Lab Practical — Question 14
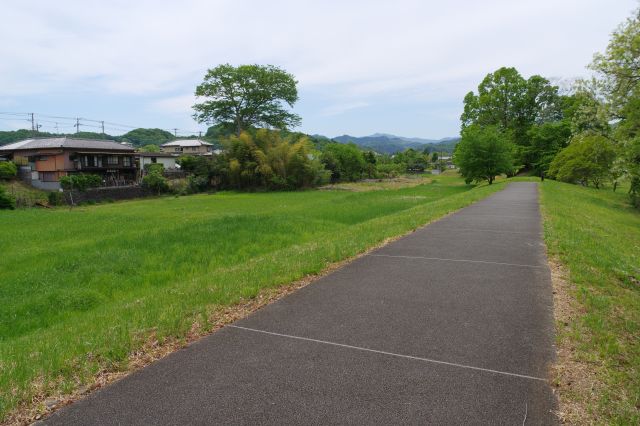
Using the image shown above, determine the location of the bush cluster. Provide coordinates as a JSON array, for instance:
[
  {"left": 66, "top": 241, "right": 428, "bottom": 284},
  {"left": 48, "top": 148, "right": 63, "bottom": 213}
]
[
  {"left": 0, "top": 161, "right": 17, "bottom": 180},
  {"left": 47, "top": 191, "right": 65, "bottom": 206},
  {"left": 59, "top": 174, "right": 102, "bottom": 191},
  {"left": 0, "top": 186, "right": 15, "bottom": 209}
]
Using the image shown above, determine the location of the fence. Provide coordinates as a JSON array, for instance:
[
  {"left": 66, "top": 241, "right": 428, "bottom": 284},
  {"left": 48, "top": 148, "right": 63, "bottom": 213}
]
[{"left": 63, "top": 185, "right": 150, "bottom": 205}]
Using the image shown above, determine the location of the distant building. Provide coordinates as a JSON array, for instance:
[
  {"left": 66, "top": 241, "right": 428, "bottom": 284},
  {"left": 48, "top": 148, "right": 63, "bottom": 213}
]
[
  {"left": 160, "top": 139, "right": 214, "bottom": 155},
  {"left": 0, "top": 137, "right": 136, "bottom": 190},
  {"left": 136, "top": 152, "right": 178, "bottom": 170},
  {"left": 439, "top": 156, "right": 456, "bottom": 169}
]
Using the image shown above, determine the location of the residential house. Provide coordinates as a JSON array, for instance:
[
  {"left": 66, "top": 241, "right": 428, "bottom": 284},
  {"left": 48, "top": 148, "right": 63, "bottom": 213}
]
[
  {"left": 0, "top": 137, "right": 137, "bottom": 190},
  {"left": 136, "top": 152, "right": 178, "bottom": 170},
  {"left": 160, "top": 139, "right": 214, "bottom": 155},
  {"left": 136, "top": 152, "right": 179, "bottom": 179},
  {"left": 439, "top": 155, "right": 456, "bottom": 169}
]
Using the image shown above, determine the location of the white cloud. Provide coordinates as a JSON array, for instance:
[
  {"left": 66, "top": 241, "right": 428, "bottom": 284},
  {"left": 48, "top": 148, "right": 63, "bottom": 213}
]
[
  {"left": 320, "top": 101, "right": 369, "bottom": 116},
  {"left": 0, "top": 0, "right": 636, "bottom": 135},
  {"left": 150, "top": 94, "right": 197, "bottom": 114}
]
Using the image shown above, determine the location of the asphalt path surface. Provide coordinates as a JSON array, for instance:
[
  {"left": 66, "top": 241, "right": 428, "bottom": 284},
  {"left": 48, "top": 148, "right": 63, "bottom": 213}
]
[{"left": 45, "top": 182, "right": 557, "bottom": 425}]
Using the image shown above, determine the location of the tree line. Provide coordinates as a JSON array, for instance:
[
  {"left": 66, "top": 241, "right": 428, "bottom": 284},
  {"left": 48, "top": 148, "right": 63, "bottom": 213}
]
[
  {"left": 454, "top": 8, "right": 640, "bottom": 207},
  {"left": 144, "top": 129, "right": 449, "bottom": 195}
]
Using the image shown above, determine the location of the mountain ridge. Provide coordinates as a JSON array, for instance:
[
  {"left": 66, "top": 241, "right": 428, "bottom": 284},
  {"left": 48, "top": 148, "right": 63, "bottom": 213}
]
[{"left": 328, "top": 133, "right": 460, "bottom": 154}]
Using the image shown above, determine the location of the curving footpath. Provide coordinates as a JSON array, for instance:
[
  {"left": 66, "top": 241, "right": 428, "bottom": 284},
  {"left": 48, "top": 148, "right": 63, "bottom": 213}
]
[{"left": 44, "top": 182, "right": 557, "bottom": 425}]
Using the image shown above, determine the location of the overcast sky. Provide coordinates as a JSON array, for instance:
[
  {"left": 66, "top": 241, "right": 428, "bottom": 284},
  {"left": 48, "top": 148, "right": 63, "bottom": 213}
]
[{"left": 0, "top": 0, "right": 637, "bottom": 138}]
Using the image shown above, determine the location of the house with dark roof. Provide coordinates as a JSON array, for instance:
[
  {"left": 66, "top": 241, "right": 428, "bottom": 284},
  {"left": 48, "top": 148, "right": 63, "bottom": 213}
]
[{"left": 0, "top": 137, "right": 137, "bottom": 190}]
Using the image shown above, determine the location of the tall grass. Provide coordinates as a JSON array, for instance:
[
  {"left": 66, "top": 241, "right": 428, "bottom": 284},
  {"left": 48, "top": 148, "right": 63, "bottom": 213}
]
[
  {"left": 0, "top": 177, "right": 503, "bottom": 420},
  {"left": 540, "top": 180, "right": 640, "bottom": 424}
]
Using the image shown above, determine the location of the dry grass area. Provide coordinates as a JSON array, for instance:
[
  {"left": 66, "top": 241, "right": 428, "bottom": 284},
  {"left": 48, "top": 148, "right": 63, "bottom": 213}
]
[
  {"left": 540, "top": 180, "right": 640, "bottom": 424},
  {"left": 319, "top": 175, "right": 432, "bottom": 191},
  {"left": 549, "top": 258, "right": 604, "bottom": 425}
]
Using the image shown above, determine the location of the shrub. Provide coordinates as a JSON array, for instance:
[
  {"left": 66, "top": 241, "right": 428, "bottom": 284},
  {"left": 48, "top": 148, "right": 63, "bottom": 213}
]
[
  {"left": 144, "top": 163, "right": 164, "bottom": 174},
  {"left": 376, "top": 163, "right": 404, "bottom": 178},
  {"left": 548, "top": 133, "right": 616, "bottom": 188},
  {"left": 167, "top": 178, "right": 188, "bottom": 195},
  {"left": 0, "top": 161, "right": 18, "bottom": 180},
  {"left": 0, "top": 187, "right": 15, "bottom": 209},
  {"left": 47, "top": 191, "right": 65, "bottom": 206},
  {"left": 142, "top": 171, "right": 169, "bottom": 194},
  {"left": 187, "top": 175, "right": 209, "bottom": 193},
  {"left": 59, "top": 174, "right": 102, "bottom": 191}
]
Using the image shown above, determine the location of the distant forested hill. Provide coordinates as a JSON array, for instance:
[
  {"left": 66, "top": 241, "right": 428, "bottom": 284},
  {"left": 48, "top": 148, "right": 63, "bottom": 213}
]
[
  {"left": 0, "top": 128, "right": 178, "bottom": 147},
  {"left": 331, "top": 133, "right": 459, "bottom": 154},
  {"left": 1, "top": 128, "right": 460, "bottom": 154}
]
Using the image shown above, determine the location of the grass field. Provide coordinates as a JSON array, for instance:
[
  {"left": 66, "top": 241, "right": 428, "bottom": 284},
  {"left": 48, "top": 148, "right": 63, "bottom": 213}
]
[
  {"left": 540, "top": 180, "right": 640, "bottom": 424},
  {"left": 0, "top": 174, "right": 504, "bottom": 421}
]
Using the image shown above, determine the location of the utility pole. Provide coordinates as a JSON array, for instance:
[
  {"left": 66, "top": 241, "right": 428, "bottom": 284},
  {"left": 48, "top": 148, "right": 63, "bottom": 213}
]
[
  {"left": 54, "top": 122, "right": 59, "bottom": 134},
  {"left": 198, "top": 131, "right": 202, "bottom": 139},
  {"left": 75, "top": 117, "right": 80, "bottom": 134},
  {"left": 101, "top": 121, "right": 105, "bottom": 137},
  {"left": 30, "top": 113, "right": 35, "bottom": 133},
  {"left": 173, "top": 128, "right": 178, "bottom": 137}
]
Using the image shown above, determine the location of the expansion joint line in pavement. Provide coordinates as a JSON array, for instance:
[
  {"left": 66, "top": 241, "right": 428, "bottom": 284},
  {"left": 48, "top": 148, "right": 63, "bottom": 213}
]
[
  {"left": 368, "top": 254, "right": 544, "bottom": 269},
  {"left": 228, "top": 325, "right": 547, "bottom": 382},
  {"left": 428, "top": 227, "right": 540, "bottom": 236},
  {"left": 454, "top": 214, "right": 539, "bottom": 220}
]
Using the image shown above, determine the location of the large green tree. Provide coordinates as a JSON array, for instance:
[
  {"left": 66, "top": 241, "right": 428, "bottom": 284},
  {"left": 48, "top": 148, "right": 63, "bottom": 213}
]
[
  {"left": 193, "top": 64, "right": 301, "bottom": 136},
  {"left": 591, "top": 8, "right": 640, "bottom": 205},
  {"left": 461, "top": 67, "right": 562, "bottom": 168},
  {"left": 453, "top": 125, "right": 515, "bottom": 184},
  {"left": 525, "top": 121, "right": 571, "bottom": 175}
]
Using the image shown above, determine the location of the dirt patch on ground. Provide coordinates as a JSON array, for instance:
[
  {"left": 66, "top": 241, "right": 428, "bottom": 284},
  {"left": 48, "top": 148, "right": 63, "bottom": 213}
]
[
  {"left": 319, "top": 176, "right": 432, "bottom": 192},
  {"left": 5, "top": 227, "right": 428, "bottom": 425},
  {"left": 549, "top": 258, "right": 604, "bottom": 425}
]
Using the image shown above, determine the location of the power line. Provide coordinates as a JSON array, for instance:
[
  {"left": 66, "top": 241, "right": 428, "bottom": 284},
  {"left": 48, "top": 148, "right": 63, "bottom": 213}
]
[{"left": 0, "top": 111, "right": 206, "bottom": 137}]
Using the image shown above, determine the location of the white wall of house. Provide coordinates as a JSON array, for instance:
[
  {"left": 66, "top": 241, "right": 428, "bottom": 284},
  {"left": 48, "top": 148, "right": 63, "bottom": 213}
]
[{"left": 140, "top": 156, "right": 177, "bottom": 169}]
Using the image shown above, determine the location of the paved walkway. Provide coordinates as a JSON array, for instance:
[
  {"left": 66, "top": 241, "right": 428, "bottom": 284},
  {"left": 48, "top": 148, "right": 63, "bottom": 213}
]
[{"left": 45, "top": 182, "right": 557, "bottom": 425}]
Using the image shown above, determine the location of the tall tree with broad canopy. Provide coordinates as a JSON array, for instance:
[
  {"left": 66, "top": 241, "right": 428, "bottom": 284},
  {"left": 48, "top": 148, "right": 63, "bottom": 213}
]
[
  {"left": 461, "top": 67, "right": 562, "bottom": 168},
  {"left": 453, "top": 125, "right": 515, "bottom": 184},
  {"left": 193, "top": 64, "right": 301, "bottom": 136}
]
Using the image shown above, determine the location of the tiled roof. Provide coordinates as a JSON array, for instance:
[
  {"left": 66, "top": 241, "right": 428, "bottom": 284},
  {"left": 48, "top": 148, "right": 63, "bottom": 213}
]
[
  {"left": 160, "top": 139, "right": 212, "bottom": 147},
  {"left": 0, "top": 137, "right": 135, "bottom": 152}
]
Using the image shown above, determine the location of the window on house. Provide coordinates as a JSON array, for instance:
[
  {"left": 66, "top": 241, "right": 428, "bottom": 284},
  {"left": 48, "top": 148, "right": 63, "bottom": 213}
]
[
  {"left": 107, "top": 156, "right": 119, "bottom": 165},
  {"left": 175, "top": 147, "right": 180, "bottom": 152},
  {"left": 123, "top": 156, "right": 131, "bottom": 167},
  {"left": 83, "top": 155, "right": 97, "bottom": 167},
  {"left": 39, "top": 172, "right": 56, "bottom": 182},
  {"left": 151, "top": 157, "right": 157, "bottom": 163}
]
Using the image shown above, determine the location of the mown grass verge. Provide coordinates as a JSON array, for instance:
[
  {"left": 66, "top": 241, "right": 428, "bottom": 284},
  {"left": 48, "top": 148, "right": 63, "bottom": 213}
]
[
  {"left": 539, "top": 180, "right": 639, "bottom": 424},
  {"left": 0, "top": 176, "right": 504, "bottom": 422}
]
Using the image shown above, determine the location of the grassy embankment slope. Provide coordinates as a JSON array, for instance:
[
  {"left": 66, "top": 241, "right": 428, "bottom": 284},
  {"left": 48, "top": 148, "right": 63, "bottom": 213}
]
[
  {"left": 540, "top": 180, "right": 639, "bottom": 424},
  {"left": 0, "top": 174, "right": 503, "bottom": 421},
  {"left": 0, "top": 180, "right": 47, "bottom": 208}
]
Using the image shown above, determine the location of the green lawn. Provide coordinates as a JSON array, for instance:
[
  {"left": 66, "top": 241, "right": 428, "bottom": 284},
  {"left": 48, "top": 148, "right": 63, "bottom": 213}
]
[
  {"left": 0, "top": 176, "right": 503, "bottom": 420},
  {"left": 539, "top": 180, "right": 640, "bottom": 424}
]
